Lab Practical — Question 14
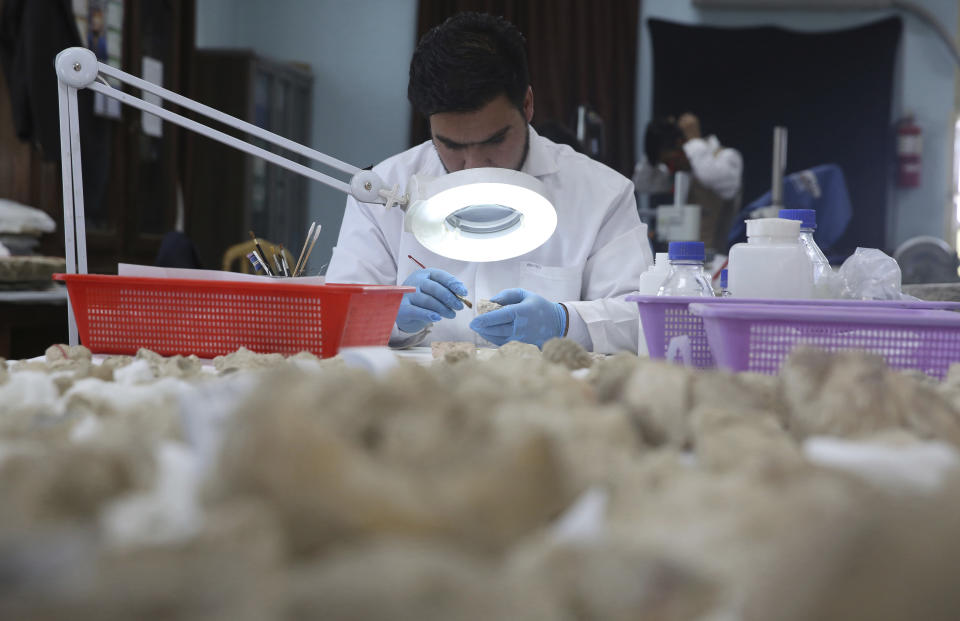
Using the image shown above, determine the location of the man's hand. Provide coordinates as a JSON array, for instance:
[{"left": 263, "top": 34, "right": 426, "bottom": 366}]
[
  {"left": 469, "top": 288, "right": 567, "bottom": 348},
  {"left": 395, "top": 268, "right": 467, "bottom": 333},
  {"left": 677, "top": 113, "right": 701, "bottom": 141}
]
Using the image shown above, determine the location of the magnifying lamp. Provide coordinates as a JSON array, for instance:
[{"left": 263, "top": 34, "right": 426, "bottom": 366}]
[
  {"left": 54, "top": 47, "right": 557, "bottom": 341},
  {"left": 405, "top": 168, "right": 556, "bottom": 263}
]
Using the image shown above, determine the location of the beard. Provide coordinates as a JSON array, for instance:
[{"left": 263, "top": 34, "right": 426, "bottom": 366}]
[
  {"left": 435, "top": 123, "right": 530, "bottom": 174},
  {"left": 513, "top": 123, "right": 530, "bottom": 171}
]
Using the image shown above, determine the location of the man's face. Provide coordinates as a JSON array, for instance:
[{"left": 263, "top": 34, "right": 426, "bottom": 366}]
[{"left": 429, "top": 88, "right": 534, "bottom": 173}]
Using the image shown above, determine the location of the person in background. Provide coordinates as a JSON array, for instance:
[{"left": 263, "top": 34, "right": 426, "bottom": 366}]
[
  {"left": 634, "top": 113, "right": 743, "bottom": 254},
  {"left": 326, "top": 12, "right": 652, "bottom": 353},
  {"left": 87, "top": 5, "right": 108, "bottom": 61}
]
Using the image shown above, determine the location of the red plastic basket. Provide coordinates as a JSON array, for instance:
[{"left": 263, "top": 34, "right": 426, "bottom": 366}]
[{"left": 53, "top": 274, "right": 412, "bottom": 358}]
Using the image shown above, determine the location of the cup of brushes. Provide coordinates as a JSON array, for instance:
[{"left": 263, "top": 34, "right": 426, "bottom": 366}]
[{"left": 247, "top": 223, "right": 322, "bottom": 277}]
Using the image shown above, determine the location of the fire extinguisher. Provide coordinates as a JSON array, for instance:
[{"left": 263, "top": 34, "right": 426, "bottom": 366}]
[{"left": 897, "top": 114, "right": 922, "bottom": 188}]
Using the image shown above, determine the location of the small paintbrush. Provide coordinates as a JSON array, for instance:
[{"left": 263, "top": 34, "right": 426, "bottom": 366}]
[
  {"left": 293, "top": 222, "right": 316, "bottom": 278},
  {"left": 278, "top": 244, "right": 291, "bottom": 277},
  {"left": 246, "top": 251, "right": 264, "bottom": 273},
  {"left": 297, "top": 224, "right": 322, "bottom": 277},
  {"left": 247, "top": 250, "right": 268, "bottom": 274},
  {"left": 407, "top": 254, "right": 472, "bottom": 308},
  {"left": 249, "top": 231, "right": 274, "bottom": 276}
]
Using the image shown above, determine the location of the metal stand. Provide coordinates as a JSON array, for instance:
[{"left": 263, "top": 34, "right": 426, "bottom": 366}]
[
  {"left": 771, "top": 126, "right": 788, "bottom": 209},
  {"left": 56, "top": 78, "right": 88, "bottom": 346}
]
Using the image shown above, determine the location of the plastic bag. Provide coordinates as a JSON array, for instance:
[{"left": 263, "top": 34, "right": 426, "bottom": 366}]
[
  {"left": 814, "top": 268, "right": 842, "bottom": 299},
  {"left": 837, "top": 247, "right": 919, "bottom": 300}
]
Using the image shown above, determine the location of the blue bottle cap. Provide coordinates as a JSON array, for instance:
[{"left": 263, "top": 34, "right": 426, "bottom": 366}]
[
  {"left": 720, "top": 268, "right": 728, "bottom": 289},
  {"left": 667, "top": 241, "right": 705, "bottom": 262},
  {"left": 778, "top": 209, "right": 816, "bottom": 230}
]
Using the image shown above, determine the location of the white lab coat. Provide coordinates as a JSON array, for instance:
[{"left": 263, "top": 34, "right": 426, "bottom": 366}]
[
  {"left": 681, "top": 136, "right": 743, "bottom": 201},
  {"left": 632, "top": 135, "right": 743, "bottom": 200},
  {"left": 326, "top": 126, "right": 653, "bottom": 353}
]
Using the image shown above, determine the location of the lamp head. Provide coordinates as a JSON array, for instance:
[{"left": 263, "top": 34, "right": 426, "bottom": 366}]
[{"left": 402, "top": 167, "right": 557, "bottom": 262}]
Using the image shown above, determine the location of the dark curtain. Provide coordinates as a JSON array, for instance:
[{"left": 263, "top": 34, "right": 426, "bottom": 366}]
[
  {"left": 648, "top": 17, "right": 901, "bottom": 255},
  {"left": 412, "top": 0, "right": 639, "bottom": 176}
]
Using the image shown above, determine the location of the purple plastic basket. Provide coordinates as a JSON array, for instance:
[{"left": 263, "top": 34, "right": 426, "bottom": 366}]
[
  {"left": 626, "top": 295, "right": 960, "bottom": 371},
  {"left": 627, "top": 295, "right": 727, "bottom": 367},
  {"left": 690, "top": 302, "right": 960, "bottom": 378}
]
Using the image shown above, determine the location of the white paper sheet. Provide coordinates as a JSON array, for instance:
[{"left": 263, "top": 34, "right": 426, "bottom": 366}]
[{"left": 118, "top": 263, "right": 325, "bottom": 284}]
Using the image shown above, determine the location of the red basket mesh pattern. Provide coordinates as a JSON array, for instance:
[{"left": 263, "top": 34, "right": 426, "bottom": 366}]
[{"left": 54, "top": 274, "right": 411, "bottom": 358}]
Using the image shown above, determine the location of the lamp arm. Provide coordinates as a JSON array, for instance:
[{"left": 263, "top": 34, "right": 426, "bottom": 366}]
[
  {"left": 86, "top": 78, "right": 357, "bottom": 195},
  {"left": 54, "top": 47, "right": 404, "bottom": 206},
  {"left": 97, "top": 60, "right": 361, "bottom": 177}
]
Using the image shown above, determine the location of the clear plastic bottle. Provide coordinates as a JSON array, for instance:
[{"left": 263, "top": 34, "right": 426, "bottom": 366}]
[
  {"left": 719, "top": 268, "right": 731, "bottom": 297},
  {"left": 778, "top": 209, "right": 835, "bottom": 298},
  {"left": 727, "top": 218, "right": 814, "bottom": 299},
  {"left": 657, "top": 241, "right": 715, "bottom": 297}
]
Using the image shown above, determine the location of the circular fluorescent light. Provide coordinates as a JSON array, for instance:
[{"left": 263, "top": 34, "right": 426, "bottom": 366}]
[{"left": 405, "top": 168, "right": 557, "bottom": 262}]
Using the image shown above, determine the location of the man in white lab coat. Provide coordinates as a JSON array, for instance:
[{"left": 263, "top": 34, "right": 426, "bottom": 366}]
[
  {"left": 326, "top": 12, "right": 652, "bottom": 353},
  {"left": 634, "top": 114, "right": 743, "bottom": 252}
]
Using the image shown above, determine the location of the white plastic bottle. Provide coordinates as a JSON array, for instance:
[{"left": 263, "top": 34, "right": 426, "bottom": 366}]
[
  {"left": 637, "top": 253, "right": 672, "bottom": 295},
  {"left": 637, "top": 253, "right": 672, "bottom": 356},
  {"left": 727, "top": 218, "right": 814, "bottom": 299},
  {"left": 657, "top": 241, "right": 715, "bottom": 297},
  {"left": 779, "top": 208, "right": 835, "bottom": 298}
]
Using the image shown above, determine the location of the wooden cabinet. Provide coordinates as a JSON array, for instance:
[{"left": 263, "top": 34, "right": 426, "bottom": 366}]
[{"left": 186, "top": 50, "right": 312, "bottom": 271}]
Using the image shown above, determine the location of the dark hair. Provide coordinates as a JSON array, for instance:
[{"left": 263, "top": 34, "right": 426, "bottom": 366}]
[
  {"left": 644, "top": 117, "right": 684, "bottom": 165},
  {"left": 408, "top": 12, "right": 529, "bottom": 118}
]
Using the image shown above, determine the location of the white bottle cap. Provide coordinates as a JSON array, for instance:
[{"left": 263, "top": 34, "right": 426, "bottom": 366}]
[
  {"left": 654, "top": 252, "right": 669, "bottom": 266},
  {"left": 746, "top": 217, "right": 801, "bottom": 239}
]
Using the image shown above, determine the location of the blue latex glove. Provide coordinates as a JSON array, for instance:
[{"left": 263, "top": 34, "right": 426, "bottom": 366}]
[
  {"left": 469, "top": 288, "right": 567, "bottom": 348},
  {"left": 396, "top": 268, "right": 467, "bottom": 333}
]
